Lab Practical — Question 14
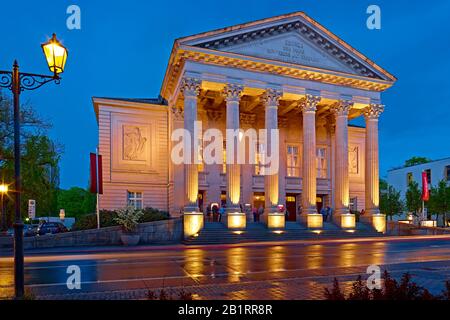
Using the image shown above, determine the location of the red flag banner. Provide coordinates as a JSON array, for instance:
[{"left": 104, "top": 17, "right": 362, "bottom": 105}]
[
  {"left": 90, "top": 153, "right": 103, "bottom": 194},
  {"left": 421, "top": 171, "right": 429, "bottom": 201}
]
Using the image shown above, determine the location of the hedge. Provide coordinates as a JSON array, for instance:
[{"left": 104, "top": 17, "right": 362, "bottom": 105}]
[{"left": 72, "top": 207, "right": 170, "bottom": 231}]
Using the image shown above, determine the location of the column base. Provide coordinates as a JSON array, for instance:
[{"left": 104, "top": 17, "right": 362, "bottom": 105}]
[
  {"left": 333, "top": 214, "right": 356, "bottom": 229},
  {"left": 300, "top": 213, "right": 323, "bottom": 229},
  {"left": 360, "top": 213, "right": 386, "bottom": 233},
  {"left": 183, "top": 211, "right": 204, "bottom": 239},
  {"left": 226, "top": 212, "right": 246, "bottom": 229},
  {"left": 266, "top": 212, "right": 285, "bottom": 229}
]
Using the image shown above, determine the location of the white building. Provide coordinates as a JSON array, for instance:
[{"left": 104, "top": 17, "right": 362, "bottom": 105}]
[{"left": 387, "top": 157, "right": 450, "bottom": 197}]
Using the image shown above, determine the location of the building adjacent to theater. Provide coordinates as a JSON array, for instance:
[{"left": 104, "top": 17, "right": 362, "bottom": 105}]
[
  {"left": 388, "top": 158, "right": 450, "bottom": 198},
  {"left": 93, "top": 12, "right": 396, "bottom": 229}
]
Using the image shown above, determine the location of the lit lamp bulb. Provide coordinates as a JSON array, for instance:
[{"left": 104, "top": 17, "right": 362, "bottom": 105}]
[{"left": 41, "top": 33, "right": 68, "bottom": 75}]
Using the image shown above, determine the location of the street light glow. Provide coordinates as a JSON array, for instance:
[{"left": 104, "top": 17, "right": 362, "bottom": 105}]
[
  {"left": 0, "top": 184, "right": 8, "bottom": 194},
  {"left": 41, "top": 33, "right": 68, "bottom": 75}
]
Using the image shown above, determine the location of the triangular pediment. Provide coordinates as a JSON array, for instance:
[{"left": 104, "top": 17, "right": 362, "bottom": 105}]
[
  {"left": 221, "top": 31, "right": 356, "bottom": 74},
  {"left": 179, "top": 12, "right": 395, "bottom": 81}
]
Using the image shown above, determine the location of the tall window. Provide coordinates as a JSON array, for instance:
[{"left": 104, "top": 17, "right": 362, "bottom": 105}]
[
  {"left": 406, "top": 172, "right": 413, "bottom": 185},
  {"left": 198, "top": 135, "right": 204, "bottom": 172},
  {"left": 127, "top": 191, "right": 143, "bottom": 209},
  {"left": 222, "top": 140, "right": 226, "bottom": 174},
  {"left": 316, "top": 147, "right": 327, "bottom": 178},
  {"left": 287, "top": 145, "right": 300, "bottom": 177},
  {"left": 255, "top": 143, "right": 265, "bottom": 175},
  {"left": 445, "top": 165, "right": 450, "bottom": 181},
  {"left": 425, "top": 169, "right": 431, "bottom": 184}
]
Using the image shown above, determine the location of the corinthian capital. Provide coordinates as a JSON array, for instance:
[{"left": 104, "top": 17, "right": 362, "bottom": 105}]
[
  {"left": 180, "top": 77, "right": 201, "bottom": 97},
  {"left": 300, "top": 94, "right": 321, "bottom": 113},
  {"left": 331, "top": 99, "right": 354, "bottom": 117},
  {"left": 222, "top": 84, "right": 243, "bottom": 102},
  {"left": 261, "top": 88, "right": 282, "bottom": 106},
  {"left": 364, "top": 103, "right": 384, "bottom": 120}
]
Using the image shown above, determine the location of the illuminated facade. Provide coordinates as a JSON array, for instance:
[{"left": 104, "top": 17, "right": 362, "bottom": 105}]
[{"left": 93, "top": 12, "right": 395, "bottom": 229}]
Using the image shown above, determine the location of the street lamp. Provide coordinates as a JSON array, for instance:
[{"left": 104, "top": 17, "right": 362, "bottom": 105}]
[
  {"left": 0, "top": 183, "right": 8, "bottom": 232},
  {"left": 0, "top": 33, "right": 68, "bottom": 299}
]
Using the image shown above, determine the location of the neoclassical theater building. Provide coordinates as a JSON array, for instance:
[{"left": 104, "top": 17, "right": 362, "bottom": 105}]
[{"left": 93, "top": 12, "right": 396, "bottom": 232}]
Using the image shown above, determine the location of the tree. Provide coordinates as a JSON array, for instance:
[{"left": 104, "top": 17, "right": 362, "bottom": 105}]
[
  {"left": 57, "top": 187, "right": 96, "bottom": 218},
  {"left": 428, "top": 180, "right": 450, "bottom": 227},
  {"left": 404, "top": 157, "right": 430, "bottom": 168},
  {"left": 406, "top": 181, "right": 422, "bottom": 216},
  {"left": 0, "top": 90, "right": 62, "bottom": 221},
  {"left": 2, "top": 135, "right": 61, "bottom": 216},
  {"left": 380, "top": 185, "right": 404, "bottom": 220}
]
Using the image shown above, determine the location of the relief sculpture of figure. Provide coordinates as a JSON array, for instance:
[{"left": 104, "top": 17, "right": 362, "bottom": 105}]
[
  {"left": 348, "top": 146, "right": 358, "bottom": 174},
  {"left": 123, "top": 126, "right": 147, "bottom": 160}
]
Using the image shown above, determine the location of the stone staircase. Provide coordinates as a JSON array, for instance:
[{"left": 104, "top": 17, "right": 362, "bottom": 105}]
[{"left": 183, "top": 221, "right": 384, "bottom": 245}]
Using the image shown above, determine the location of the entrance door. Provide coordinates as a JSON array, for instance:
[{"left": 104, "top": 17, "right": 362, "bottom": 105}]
[
  {"left": 286, "top": 194, "right": 297, "bottom": 221},
  {"left": 316, "top": 195, "right": 324, "bottom": 213}
]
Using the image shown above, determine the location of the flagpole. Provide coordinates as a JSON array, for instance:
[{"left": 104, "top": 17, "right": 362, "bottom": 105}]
[{"left": 96, "top": 147, "right": 100, "bottom": 229}]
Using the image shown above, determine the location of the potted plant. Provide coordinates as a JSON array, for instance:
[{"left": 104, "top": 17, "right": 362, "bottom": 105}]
[{"left": 114, "top": 206, "right": 143, "bottom": 246}]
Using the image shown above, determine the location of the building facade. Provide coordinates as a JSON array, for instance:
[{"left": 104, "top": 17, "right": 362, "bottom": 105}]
[
  {"left": 93, "top": 12, "right": 396, "bottom": 229},
  {"left": 387, "top": 157, "right": 450, "bottom": 198}
]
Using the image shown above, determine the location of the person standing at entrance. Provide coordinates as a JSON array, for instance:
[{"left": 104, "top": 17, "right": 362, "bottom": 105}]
[
  {"left": 320, "top": 206, "right": 327, "bottom": 222},
  {"left": 218, "top": 205, "right": 225, "bottom": 222},
  {"left": 257, "top": 205, "right": 264, "bottom": 222}
]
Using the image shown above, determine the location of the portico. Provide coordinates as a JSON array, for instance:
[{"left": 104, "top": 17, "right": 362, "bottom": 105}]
[{"left": 94, "top": 12, "right": 396, "bottom": 238}]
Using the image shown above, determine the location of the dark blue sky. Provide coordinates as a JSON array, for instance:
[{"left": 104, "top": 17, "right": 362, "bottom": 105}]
[{"left": 1, "top": 0, "right": 449, "bottom": 189}]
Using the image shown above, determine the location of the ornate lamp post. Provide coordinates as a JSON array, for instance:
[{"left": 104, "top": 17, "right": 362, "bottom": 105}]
[
  {"left": 0, "top": 183, "right": 8, "bottom": 232},
  {"left": 0, "top": 33, "right": 68, "bottom": 299}
]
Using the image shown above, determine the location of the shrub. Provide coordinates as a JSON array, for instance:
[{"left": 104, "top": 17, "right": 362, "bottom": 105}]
[
  {"left": 72, "top": 207, "right": 170, "bottom": 231},
  {"left": 324, "top": 271, "right": 447, "bottom": 300},
  {"left": 114, "top": 206, "right": 143, "bottom": 233},
  {"left": 140, "top": 207, "right": 170, "bottom": 223}
]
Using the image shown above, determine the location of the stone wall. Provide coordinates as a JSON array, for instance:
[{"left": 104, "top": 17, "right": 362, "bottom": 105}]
[{"left": 0, "top": 218, "right": 182, "bottom": 250}]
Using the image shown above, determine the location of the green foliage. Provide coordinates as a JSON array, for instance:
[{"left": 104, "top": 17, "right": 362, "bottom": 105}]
[
  {"left": 324, "top": 271, "right": 446, "bottom": 300},
  {"left": 114, "top": 206, "right": 144, "bottom": 233},
  {"left": 57, "top": 187, "right": 96, "bottom": 218},
  {"left": 379, "top": 178, "right": 388, "bottom": 192},
  {"left": 427, "top": 180, "right": 450, "bottom": 226},
  {"left": 404, "top": 156, "right": 430, "bottom": 167},
  {"left": 0, "top": 91, "right": 61, "bottom": 221},
  {"left": 72, "top": 207, "right": 170, "bottom": 231},
  {"left": 406, "top": 181, "right": 422, "bottom": 215},
  {"left": 380, "top": 185, "right": 404, "bottom": 220}
]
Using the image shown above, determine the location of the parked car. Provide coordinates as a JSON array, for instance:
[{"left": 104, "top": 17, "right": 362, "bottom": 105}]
[
  {"left": 24, "top": 224, "right": 39, "bottom": 237},
  {"left": 37, "top": 222, "right": 68, "bottom": 235}
]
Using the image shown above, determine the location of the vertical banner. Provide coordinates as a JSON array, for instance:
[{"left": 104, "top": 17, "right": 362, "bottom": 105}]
[
  {"left": 90, "top": 153, "right": 103, "bottom": 194},
  {"left": 421, "top": 171, "right": 429, "bottom": 201}
]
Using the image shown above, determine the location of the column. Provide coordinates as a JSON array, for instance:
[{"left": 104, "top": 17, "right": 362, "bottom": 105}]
[
  {"left": 223, "top": 84, "right": 243, "bottom": 213},
  {"left": 301, "top": 94, "right": 321, "bottom": 217},
  {"left": 331, "top": 100, "right": 353, "bottom": 216},
  {"left": 364, "top": 103, "right": 384, "bottom": 217},
  {"left": 182, "top": 77, "right": 201, "bottom": 212},
  {"left": 262, "top": 89, "right": 282, "bottom": 213},
  {"left": 181, "top": 77, "right": 203, "bottom": 238}
]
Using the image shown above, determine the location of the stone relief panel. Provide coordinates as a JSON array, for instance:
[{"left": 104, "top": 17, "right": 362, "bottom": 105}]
[
  {"left": 123, "top": 125, "right": 147, "bottom": 161},
  {"left": 111, "top": 113, "right": 156, "bottom": 173},
  {"left": 348, "top": 145, "right": 359, "bottom": 175}
]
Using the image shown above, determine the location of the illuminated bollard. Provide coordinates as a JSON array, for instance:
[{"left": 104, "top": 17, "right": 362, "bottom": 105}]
[
  {"left": 372, "top": 214, "right": 386, "bottom": 233},
  {"left": 267, "top": 213, "right": 285, "bottom": 229},
  {"left": 183, "top": 211, "right": 204, "bottom": 239},
  {"left": 227, "top": 212, "right": 246, "bottom": 229},
  {"left": 303, "top": 213, "right": 323, "bottom": 229},
  {"left": 339, "top": 214, "right": 356, "bottom": 229}
]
